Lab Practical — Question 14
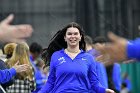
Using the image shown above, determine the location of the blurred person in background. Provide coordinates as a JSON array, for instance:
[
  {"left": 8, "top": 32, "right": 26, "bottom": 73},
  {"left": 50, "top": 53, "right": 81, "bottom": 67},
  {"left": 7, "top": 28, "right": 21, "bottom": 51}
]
[
  {"left": 0, "top": 43, "right": 17, "bottom": 91},
  {"left": 29, "top": 42, "right": 45, "bottom": 93},
  {"left": 33, "top": 58, "right": 48, "bottom": 92},
  {"left": 94, "top": 36, "right": 122, "bottom": 93},
  {"left": 105, "top": 63, "right": 121, "bottom": 93},
  {"left": 29, "top": 42, "right": 42, "bottom": 62},
  {"left": 6, "top": 43, "right": 36, "bottom": 93},
  {"left": 84, "top": 35, "right": 108, "bottom": 89}
]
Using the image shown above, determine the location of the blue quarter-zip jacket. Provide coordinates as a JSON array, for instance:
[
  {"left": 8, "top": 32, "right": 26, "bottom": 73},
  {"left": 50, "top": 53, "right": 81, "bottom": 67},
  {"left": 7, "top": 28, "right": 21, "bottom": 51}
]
[
  {"left": 38, "top": 49, "right": 105, "bottom": 93},
  {"left": 127, "top": 38, "right": 140, "bottom": 60},
  {"left": 0, "top": 68, "right": 16, "bottom": 84},
  {"left": 87, "top": 49, "right": 108, "bottom": 88}
]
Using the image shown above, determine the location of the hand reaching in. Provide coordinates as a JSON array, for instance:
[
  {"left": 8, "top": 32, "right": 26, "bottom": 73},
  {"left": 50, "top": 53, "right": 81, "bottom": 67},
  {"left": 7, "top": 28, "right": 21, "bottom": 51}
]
[
  {"left": 0, "top": 14, "right": 33, "bottom": 43},
  {"left": 95, "top": 32, "right": 128, "bottom": 63},
  {"left": 106, "top": 89, "right": 115, "bottom": 93},
  {"left": 13, "top": 61, "right": 30, "bottom": 73}
]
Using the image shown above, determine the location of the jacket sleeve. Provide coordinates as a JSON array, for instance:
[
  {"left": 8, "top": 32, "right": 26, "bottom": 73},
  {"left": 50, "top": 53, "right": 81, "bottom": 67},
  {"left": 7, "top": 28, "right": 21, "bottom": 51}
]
[
  {"left": 127, "top": 38, "right": 140, "bottom": 61},
  {"left": 0, "top": 68, "right": 16, "bottom": 84},
  {"left": 88, "top": 55, "right": 106, "bottom": 93},
  {"left": 38, "top": 53, "right": 56, "bottom": 93},
  {"left": 0, "top": 60, "right": 14, "bottom": 89}
]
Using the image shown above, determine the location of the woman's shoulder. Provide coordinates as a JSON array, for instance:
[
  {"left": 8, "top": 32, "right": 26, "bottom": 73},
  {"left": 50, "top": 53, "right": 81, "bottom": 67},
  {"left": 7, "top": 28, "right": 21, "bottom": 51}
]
[
  {"left": 82, "top": 52, "right": 95, "bottom": 59},
  {"left": 51, "top": 49, "right": 65, "bottom": 62},
  {"left": 50, "top": 49, "right": 65, "bottom": 65},
  {"left": 52, "top": 49, "right": 64, "bottom": 56}
]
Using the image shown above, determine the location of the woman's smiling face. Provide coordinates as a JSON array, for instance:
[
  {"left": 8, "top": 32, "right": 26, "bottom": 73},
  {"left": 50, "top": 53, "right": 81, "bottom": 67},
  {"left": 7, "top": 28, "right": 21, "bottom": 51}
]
[{"left": 64, "top": 27, "right": 82, "bottom": 47}]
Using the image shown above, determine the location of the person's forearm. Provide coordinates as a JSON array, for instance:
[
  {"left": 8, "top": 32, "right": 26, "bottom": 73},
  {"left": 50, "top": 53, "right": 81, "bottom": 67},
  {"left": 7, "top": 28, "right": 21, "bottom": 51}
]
[
  {"left": 0, "top": 68, "right": 16, "bottom": 84},
  {"left": 127, "top": 39, "right": 140, "bottom": 61}
]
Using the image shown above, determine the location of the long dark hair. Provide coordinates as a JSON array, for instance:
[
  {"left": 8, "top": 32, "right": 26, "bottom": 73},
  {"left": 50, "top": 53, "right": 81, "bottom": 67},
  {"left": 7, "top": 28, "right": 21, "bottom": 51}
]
[{"left": 42, "top": 22, "right": 86, "bottom": 66}]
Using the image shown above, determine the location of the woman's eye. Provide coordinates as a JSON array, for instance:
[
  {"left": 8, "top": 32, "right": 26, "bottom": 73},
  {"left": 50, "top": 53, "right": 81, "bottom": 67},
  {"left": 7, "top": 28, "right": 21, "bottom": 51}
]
[
  {"left": 74, "top": 33, "right": 78, "bottom": 35},
  {"left": 67, "top": 33, "right": 72, "bottom": 35}
]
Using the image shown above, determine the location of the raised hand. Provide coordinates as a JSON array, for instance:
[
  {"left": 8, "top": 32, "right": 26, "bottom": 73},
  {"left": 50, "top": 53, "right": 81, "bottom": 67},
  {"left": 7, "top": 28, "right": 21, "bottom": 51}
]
[
  {"left": 106, "top": 89, "right": 115, "bottom": 93},
  {"left": 13, "top": 61, "right": 30, "bottom": 73},
  {"left": 0, "top": 14, "right": 33, "bottom": 43},
  {"left": 95, "top": 32, "right": 128, "bottom": 63}
]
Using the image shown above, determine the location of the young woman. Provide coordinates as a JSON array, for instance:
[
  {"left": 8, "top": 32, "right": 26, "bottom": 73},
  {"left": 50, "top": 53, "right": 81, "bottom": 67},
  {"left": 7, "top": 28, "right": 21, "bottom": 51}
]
[
  {"left": 39, "top": 22, "right": 114, "bottom": 93},
  {"left": 6, "top": 43, "right": 36, "bottom": 93}
]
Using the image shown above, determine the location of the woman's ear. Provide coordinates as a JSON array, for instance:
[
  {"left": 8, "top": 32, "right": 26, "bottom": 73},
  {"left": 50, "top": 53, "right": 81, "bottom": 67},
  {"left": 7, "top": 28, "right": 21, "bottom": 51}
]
[
  {"left": 79, "top": 35, "right": 82, "bottom": 41},
  {"left": 64, "top": 36, "right": 66, "bottom": 42}
]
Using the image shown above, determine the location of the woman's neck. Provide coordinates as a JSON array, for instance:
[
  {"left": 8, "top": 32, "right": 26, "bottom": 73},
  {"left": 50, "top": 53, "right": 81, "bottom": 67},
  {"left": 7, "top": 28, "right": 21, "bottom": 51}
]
[{"left": 66, "top": 47, "right": 80, "bottom": 53}]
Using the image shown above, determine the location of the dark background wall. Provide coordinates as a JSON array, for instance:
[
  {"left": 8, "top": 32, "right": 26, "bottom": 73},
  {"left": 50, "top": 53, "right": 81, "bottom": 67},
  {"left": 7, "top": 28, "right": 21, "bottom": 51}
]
[
  {"left": 76, "top": 0, "right": 140, "bottom": 39},
  {"left": 0, "top": 0, "right": 140, "bottom": 92},
  {"left": 0, "top": 0, "right": 76, "bottom": 47},
  {"left": 1, "top": 0, "right": 140, "bottom": 47}
]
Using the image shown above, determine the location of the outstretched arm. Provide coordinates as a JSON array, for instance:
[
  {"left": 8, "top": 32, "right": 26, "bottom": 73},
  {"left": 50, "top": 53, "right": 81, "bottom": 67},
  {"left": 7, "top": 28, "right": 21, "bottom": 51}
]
[
  {"left": 88, "top": 56, "right": 114, "bottom": 93},
  {"left": 95, "top": 32, "right": 128, "bottom": 63},
  {"left": 0, "top": 68, "right": 16, "bottom": 84},
  {"left": 0, "top": 63, "right": 30, "bottom": 84},
  {"left": 127, "top": 38, "right": 140, "bottom": 61},
  {"left": 96, "top": 32, "right": 140, "bottom": 63},
  {"left": 0, "top": 14, "right": 33, "bottom": 43}
]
